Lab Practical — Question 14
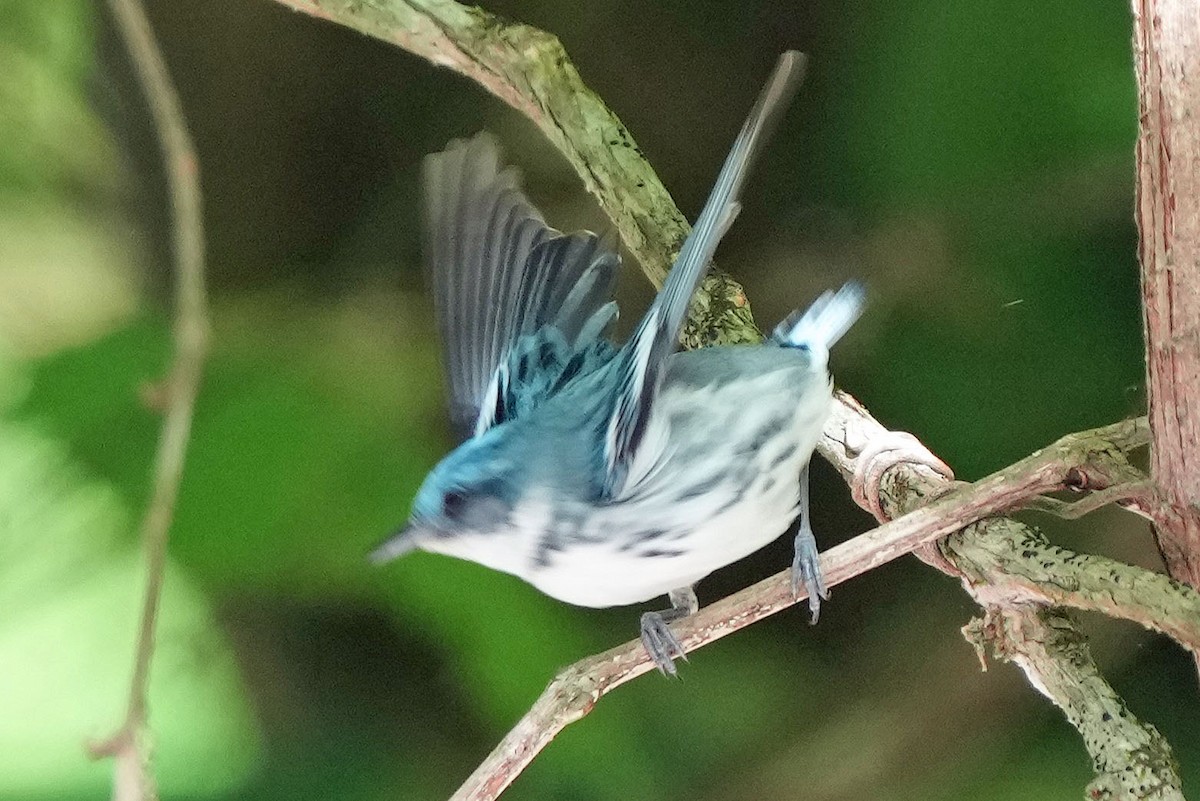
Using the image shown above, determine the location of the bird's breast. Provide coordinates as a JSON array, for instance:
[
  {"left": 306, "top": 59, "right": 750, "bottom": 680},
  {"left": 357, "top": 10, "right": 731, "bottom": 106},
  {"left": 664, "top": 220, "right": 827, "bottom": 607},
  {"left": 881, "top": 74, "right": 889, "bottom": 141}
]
[{"left": 523, "top": 356, "right": 833, "bottom": 608}]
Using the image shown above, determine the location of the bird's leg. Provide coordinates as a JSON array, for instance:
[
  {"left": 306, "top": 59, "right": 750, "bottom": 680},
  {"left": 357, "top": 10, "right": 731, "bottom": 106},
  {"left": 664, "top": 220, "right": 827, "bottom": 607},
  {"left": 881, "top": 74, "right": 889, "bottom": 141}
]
[
  {"left": 639, "top": 586, "right": 699, "bottom": 677},
  {"left": 791, "top": 461, "right": 828, "bottom": 623}
]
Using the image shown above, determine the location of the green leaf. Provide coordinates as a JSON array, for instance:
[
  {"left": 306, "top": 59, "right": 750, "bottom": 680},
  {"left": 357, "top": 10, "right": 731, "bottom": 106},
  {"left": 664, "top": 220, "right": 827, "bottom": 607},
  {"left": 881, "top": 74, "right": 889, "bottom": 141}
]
[
  {"left": 0, "top": 0, "right": 116, "bottom": 196},
  {"left": 0, "top": 415, "right": 260, "bottom": 796}
]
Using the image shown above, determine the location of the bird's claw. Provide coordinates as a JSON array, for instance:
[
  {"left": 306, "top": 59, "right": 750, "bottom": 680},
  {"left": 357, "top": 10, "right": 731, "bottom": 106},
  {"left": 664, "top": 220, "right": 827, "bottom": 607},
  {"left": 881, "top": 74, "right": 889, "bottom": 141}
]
[
  {"left": 640, "top": 610, "right": 688, "bottom": 678},
  {"left": 791, "top": 524, "right": 828, "bottom": 624}
]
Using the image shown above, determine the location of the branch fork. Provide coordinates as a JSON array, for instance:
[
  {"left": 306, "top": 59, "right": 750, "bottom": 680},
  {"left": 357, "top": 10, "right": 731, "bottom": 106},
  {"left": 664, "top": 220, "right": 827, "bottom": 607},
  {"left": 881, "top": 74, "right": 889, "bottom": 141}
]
[{"left": 257, "top": 4, "right": 1196, "bottom": 799}]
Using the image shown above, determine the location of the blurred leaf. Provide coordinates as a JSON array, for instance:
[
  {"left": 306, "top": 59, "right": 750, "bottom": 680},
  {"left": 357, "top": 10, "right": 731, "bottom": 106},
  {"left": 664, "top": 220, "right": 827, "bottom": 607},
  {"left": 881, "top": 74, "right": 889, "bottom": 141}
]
[
  {"left": 0, "top": 199, "right": 142, "bottom": 357},
  {"left": 17, "top": 303, "right": 729, "bottom": 799},
  {"left": 9, "top": 0, "right": 1191, "bottom": 795},
  {"left": 0, "top": 413, "right": 260, "bottom": 796},
  {"left": 0, "top": 0, "right": 116, "bottom": 195}
]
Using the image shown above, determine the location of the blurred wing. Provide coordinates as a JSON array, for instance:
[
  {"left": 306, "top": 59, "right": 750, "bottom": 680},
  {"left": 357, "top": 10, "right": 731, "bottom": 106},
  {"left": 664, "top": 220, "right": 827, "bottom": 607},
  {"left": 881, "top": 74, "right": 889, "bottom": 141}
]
[
  {"left": 473, "top": 260, "right": 620, "bottom": 437},
  {"left": 602, "top": 52, "right": 808, "bottom": 494},
  {"left": 423, "top": 134, "right": 620, "bottom": 438}
]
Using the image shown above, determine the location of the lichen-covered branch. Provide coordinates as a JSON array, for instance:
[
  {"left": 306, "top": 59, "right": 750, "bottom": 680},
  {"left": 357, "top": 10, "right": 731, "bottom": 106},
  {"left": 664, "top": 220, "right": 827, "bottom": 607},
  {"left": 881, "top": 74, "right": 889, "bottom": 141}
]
[
  {"left": 823, "top": 406, "right": 1198, "bottom": 649},
  {"left": 823, "top": 397, "right": 1192, "bottom": 800},
  {"left": 966, "top": 608, "right": 1183, "bottom": 801},
  {"left": 263, "top": 2, "right": 1195, "bottom": 799},
  {"left": 271, "top": 0, "right": 759, "bottom": 348},
  {"left": 945, "top": 520, "right": 1200, "bottom": 658}
]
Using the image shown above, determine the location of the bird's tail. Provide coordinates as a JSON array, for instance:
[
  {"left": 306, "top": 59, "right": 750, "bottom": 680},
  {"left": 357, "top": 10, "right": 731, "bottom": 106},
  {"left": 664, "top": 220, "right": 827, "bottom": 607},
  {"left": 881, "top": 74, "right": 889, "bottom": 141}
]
[{"left": 771, "top": 281, "right": 865, "bottom": 354}]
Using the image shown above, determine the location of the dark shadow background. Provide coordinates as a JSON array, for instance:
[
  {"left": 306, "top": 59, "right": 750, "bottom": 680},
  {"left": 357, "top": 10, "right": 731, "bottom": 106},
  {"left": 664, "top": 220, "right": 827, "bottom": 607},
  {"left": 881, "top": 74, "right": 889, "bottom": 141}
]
[{"left": 0, "top": 1, "right": 1194, "bottom": 800}]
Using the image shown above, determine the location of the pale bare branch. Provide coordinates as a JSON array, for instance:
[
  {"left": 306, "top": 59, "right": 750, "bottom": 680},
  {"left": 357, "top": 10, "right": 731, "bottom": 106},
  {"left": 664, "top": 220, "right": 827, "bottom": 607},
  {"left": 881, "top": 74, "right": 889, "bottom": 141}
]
[
  {"left": 87, "top": 2, "right": 211, "bottom": 799},
  {"left": 448, "top": 417, "right": 1192, "bottom": 801}
]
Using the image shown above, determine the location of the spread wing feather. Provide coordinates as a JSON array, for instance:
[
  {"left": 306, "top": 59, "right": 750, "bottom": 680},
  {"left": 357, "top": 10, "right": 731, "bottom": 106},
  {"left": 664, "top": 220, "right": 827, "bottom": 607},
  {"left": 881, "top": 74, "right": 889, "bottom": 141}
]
[
  {"left": 423, "top": 134, "right": 620, "bottom": 438},
  {"left": 602, "top": 52, "right": 808, "bottom": 494}
]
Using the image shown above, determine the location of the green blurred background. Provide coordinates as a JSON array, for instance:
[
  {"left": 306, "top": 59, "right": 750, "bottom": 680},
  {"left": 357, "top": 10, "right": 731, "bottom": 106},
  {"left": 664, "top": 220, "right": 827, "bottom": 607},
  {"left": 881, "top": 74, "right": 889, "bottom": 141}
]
[{"left": 1, "top": 0, "right": 1195, "bottom": 799}]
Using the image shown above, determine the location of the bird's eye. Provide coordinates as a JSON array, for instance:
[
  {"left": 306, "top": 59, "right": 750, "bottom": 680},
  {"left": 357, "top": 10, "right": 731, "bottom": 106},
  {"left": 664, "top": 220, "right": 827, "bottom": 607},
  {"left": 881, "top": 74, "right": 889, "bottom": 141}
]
[{"left": 442, "top": 489, "right": 467, "bottom": 519}]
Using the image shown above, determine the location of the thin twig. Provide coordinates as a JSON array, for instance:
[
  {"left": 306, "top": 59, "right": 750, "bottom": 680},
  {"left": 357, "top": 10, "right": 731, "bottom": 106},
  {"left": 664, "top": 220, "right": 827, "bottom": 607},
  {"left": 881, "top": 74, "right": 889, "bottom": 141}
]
[
  {"left": 449, "top": 417, "right": 1194, "bottom": 801},
  {"left": 1019, "top": 480, "right": 1155, "bottom": 520},
  {"left": 87, "top": 2, "right": 210, "bottom": 800}
]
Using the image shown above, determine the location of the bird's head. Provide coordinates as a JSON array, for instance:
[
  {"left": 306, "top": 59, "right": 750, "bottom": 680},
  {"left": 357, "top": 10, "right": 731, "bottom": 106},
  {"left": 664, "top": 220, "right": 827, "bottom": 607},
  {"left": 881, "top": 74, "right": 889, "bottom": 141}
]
[{"left": 370, "top": 432, "right": 526, "bottom": 567}]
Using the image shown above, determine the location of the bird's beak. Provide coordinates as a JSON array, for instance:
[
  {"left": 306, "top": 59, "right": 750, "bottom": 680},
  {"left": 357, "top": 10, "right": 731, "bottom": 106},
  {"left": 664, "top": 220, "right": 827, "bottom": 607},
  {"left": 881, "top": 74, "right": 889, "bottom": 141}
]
[{"left": 368, "top": 521, "right": 422, "bottom": 565}]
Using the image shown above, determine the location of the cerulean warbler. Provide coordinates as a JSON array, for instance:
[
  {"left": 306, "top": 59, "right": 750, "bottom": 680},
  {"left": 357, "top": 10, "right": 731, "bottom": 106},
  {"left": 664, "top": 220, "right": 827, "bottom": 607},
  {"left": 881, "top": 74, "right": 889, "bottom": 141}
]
[{"left": 373, "top": 52, "right": 864, "bottom": 676}]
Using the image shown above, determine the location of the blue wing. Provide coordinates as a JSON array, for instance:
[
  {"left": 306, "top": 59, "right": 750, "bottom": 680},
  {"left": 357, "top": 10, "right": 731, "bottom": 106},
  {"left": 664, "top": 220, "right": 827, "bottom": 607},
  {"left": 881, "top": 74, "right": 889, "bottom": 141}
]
[
  {"left": 603, "top": 52, "right": 808, "bottom": 494},
  {"left": 423, "top": 134, "right": 620, "bottom": 439},
  {"left": 474, "top": 265, "right": 620, "bottom": 437}
]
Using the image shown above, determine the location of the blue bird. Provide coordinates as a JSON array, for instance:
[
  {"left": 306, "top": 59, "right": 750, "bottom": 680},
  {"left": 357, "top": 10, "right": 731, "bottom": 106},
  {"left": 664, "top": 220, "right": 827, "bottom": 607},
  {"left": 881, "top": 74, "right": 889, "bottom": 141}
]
[{"left": 372, "top": 52, "right": 864, "bottom": 676}]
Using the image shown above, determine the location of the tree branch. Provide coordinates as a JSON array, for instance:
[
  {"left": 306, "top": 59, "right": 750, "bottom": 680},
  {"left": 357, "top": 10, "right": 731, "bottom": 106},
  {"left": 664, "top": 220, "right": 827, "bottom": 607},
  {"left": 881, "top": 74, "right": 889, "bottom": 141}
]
[
  {"left": 87, "top": 2, "right": 211, "bottom": 800},
  {"left": 1131, "top": 0, "right": 1200, "bottom": 663},
  {"left": 448, "top": 416, "right": 1192, "bottom": 801},
  {"left": 819, "top": 404, "right": 1200, "bottom": 658},
  {"left": 270, "top": 0, "right": 759, "bottom": 348},
  {"left": 262, "top": 2, "right": 1194, "bottom": 798},
  {"left": 966, "top": 607, "right": 1183, "bottom": 801},
  {"left": 944, "top": 518, "right": 1200, "bottom": 654}
]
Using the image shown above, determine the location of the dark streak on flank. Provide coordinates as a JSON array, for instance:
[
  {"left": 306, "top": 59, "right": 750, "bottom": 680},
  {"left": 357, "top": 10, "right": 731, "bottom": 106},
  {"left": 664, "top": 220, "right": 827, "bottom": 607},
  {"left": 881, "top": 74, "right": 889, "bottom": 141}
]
[
  {"left": 532, "top": 531, "right": 564, "bottom": 568},
  {"left": 640, "top": 548, "right": 684, "bottom": 559},
  {"left": 618, "top": 528, "right": 670, "bottom": 551},
  {"left": 766, "top": 443, "right": 798, "bottom": 472},
  {"left": 636, "top": 527, "right": 670, "bottom": 543},
  {"left": 675, "top": 473, "right": 726, "bottom": 502},
  {"left": 738, "top": 415, "right": 790, "bottom": 456}
]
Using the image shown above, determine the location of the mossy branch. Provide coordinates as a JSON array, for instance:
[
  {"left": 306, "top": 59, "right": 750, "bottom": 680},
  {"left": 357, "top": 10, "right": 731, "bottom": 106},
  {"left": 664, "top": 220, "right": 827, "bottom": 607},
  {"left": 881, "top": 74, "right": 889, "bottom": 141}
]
[
  {"left": 272, "top": 0, "right": 760, "bottom": 348},
  {"left": 266, "top": 2, "right": 1194, "bottom": 799}
]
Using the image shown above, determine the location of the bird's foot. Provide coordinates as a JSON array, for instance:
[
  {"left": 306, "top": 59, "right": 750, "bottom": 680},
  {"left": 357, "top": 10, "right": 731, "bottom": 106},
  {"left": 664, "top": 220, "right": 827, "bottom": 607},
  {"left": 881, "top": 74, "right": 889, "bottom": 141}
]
[
  {"left": 640, "top": 610, "right": 689, "bottom": 678},
  {"left": 639, "top": 587, "right": 698, "bottom": 677},
  {"left": 791, "top": 523, "right": 829, "bottom": 624}
]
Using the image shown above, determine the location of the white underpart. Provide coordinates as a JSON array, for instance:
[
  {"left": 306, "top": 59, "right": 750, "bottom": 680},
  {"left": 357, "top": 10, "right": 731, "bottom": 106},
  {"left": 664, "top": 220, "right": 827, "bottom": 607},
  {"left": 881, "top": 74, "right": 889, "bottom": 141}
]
[
  {"left": 532, "top": 359, "right": 833, "bottom": 608},
  {"left": 420, "top": 352, "right": 835, "bottom": 609}
]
